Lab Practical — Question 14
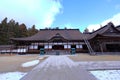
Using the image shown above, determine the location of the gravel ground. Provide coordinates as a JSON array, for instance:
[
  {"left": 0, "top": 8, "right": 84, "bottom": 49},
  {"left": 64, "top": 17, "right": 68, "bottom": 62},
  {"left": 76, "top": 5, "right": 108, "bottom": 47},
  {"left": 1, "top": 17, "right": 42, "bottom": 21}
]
[
  {"left": 69, "top": 53, "right": 120, "bottom": 61},
  {"left": 0, "top": 53, "right": 120, "bottom": 73}
]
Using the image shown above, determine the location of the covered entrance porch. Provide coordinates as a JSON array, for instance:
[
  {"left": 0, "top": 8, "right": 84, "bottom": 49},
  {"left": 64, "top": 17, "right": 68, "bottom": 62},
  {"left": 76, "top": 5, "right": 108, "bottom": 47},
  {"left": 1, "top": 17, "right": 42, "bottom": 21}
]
[{"left": 52, "top": 45, "right": 64, "bottom": 50}]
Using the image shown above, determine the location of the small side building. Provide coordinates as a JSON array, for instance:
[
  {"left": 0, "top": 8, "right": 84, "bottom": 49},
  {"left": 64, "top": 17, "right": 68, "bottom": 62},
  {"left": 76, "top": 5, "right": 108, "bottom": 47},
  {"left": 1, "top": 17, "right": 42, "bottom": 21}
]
[{"left": 88, "top": 22, "right": 120, "bottom": 53}]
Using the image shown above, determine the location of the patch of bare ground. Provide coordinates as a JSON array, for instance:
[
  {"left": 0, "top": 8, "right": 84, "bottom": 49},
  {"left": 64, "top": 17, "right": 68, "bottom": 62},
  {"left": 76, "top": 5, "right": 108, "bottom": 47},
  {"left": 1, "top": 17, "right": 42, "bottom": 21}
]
[
  {"left": 69, "top": 53, "right": 120, "bottom": 61},
  {"left": 0, "top": 54, "right": 45, "bottom": 73}
]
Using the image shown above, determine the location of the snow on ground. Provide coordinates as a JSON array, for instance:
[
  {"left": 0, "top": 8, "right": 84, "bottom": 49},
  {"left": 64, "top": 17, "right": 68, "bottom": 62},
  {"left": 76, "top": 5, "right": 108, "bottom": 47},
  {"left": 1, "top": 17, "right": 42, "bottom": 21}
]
[
  {"left": 1, "top": 56, "right": 120, "bottom": 80},
  {"left": 0, "top": 72, "right": 27, "bottom": 80},
  {"left": 33, "top": 56, "right": 76, "bottom": 70},
  {"left": 77, "top": 61, "right": 120, "bottom": 70},
  {"left": 21, "top": 60, "right": 39, "bottom": 67},
  {"left": 20, "top": 56, "right": 97, "bottom": 80},
  {"left": 91, "top": 70, "right": 120, "bottom": 80},
  {"left": 1, "top": 70, "right": 120, "bottom": 80}
]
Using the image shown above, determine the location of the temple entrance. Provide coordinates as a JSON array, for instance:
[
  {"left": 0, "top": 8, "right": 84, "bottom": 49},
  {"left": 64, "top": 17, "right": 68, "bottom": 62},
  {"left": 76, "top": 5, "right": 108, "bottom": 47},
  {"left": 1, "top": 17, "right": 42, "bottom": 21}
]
[
  {"left": 106, "top": 44, "right": 120, "bottom": 52},
  {"left": 52, "top": 45, "right": 64, "bottom": 50},
  {"left": 71, "top": 45, "right": 76, "bottom": 49},
  {"left": 38, "top": 45, "right": 44, "bottom": 50}
]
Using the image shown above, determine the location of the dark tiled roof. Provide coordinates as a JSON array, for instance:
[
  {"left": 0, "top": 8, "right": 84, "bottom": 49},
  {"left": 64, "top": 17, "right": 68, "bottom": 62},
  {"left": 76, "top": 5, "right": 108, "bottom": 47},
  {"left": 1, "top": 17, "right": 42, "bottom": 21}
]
[
  {"left": 88, "top": 22, "right": 120, "bottom": 39},
  {"left": 116, "top": 25, "right": 120, "bottom": 31},
  {"left": 11, "top": 23, "right": 120, "bottom": 42},
  {"left": 11, "top": 29, "right": 84, "bottom": 41}
]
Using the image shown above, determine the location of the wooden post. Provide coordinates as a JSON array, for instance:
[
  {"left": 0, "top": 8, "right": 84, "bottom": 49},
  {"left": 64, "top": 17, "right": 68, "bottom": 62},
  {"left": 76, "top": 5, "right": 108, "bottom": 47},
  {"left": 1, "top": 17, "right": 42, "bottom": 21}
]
[
  {"left": 100, "top": 43, "right": 103, "bottom": 54},
  {"left": 102, "top": 43, "right": 107, "bottom": 52}
]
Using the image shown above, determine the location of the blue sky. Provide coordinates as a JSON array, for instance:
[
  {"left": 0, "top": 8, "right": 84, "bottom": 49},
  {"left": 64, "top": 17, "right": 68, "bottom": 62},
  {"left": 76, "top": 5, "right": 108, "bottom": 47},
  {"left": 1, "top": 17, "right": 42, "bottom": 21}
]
[
  {"left": 0, "top": 0, "right": 120, "bottom": 32},
  {"left": 53, "top": 0, "right": 120, "bottom": 31}
]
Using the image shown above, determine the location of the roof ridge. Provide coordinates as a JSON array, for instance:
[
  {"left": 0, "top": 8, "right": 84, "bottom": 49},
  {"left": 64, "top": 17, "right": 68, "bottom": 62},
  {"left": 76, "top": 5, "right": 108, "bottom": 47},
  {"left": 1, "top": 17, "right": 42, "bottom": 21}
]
[
  {"left": 91, "top": 22, "right": 115, "bottom": 34},
  {"left": 90, "top": 25, "right": 107, "bottom": 34},
  {"left": 40, "top": 29, "right": 79, "bottom": 31}
]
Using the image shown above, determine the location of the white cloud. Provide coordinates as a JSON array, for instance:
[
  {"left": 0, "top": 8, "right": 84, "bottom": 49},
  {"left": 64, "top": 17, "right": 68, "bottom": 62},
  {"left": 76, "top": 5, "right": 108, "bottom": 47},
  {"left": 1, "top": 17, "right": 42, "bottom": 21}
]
[
  {"left": 0, "top": 0, "right": 62, "bottom": 29},
  {"left": 86, "top": 24, "right": 101, "bottom": 32},
  {"left": 86, "top": 13, "right": 120, "bottom": 32}
]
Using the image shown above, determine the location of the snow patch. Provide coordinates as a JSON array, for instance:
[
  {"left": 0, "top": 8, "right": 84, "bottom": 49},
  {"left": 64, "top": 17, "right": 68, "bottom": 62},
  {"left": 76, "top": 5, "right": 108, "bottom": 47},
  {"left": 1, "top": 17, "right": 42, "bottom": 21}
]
[
  {"left": 0, "top": 72, "right": 26, "bottom": 80},
  {"left": 77, "top": 61, "right": 120, "bottom": 70},
  {"left": 22, "top": 60, "right": 39, "bottom": 67},
  {"left": 33, "top": 56, "right": 76, "bottom": 70},
  {"left": 91, "top": 70, "right": 120, "bottom": 80}
]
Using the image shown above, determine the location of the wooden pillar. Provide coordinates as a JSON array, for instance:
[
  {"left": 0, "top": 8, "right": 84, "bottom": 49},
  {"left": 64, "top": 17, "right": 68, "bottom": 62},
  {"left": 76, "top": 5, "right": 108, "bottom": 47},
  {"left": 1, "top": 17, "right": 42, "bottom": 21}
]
[
  {"left": 100, "top": 43, "right": 103, "bottom": 54},
  {"left": 102, "top": 43, "right": 107, "bottom": 52}
]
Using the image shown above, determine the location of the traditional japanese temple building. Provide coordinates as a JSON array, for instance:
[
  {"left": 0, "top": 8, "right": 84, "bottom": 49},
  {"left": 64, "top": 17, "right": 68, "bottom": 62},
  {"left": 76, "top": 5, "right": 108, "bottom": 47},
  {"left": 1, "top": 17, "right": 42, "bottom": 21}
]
[
  {"left": 10, "top": 22, "right": 120, "bottom": 55},
  {"left": 11, "top": 29, "right": 86, "bottom": 54}
]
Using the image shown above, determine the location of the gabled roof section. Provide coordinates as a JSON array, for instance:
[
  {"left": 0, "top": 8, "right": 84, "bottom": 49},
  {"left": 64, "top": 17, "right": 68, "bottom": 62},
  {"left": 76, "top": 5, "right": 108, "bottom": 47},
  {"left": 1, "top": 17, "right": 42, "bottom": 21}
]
[
  {"left": 48, "top": 33, "right": 67, "bottom": 42},
  {"left": 11, "top": 29, "right": 84, "bottom": 41},
  {"left": 116, "top": 25, "right": 120, "bottom": 31},
  {"left": 88, "top": 22, "right": 120, "bottom": 39}
]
